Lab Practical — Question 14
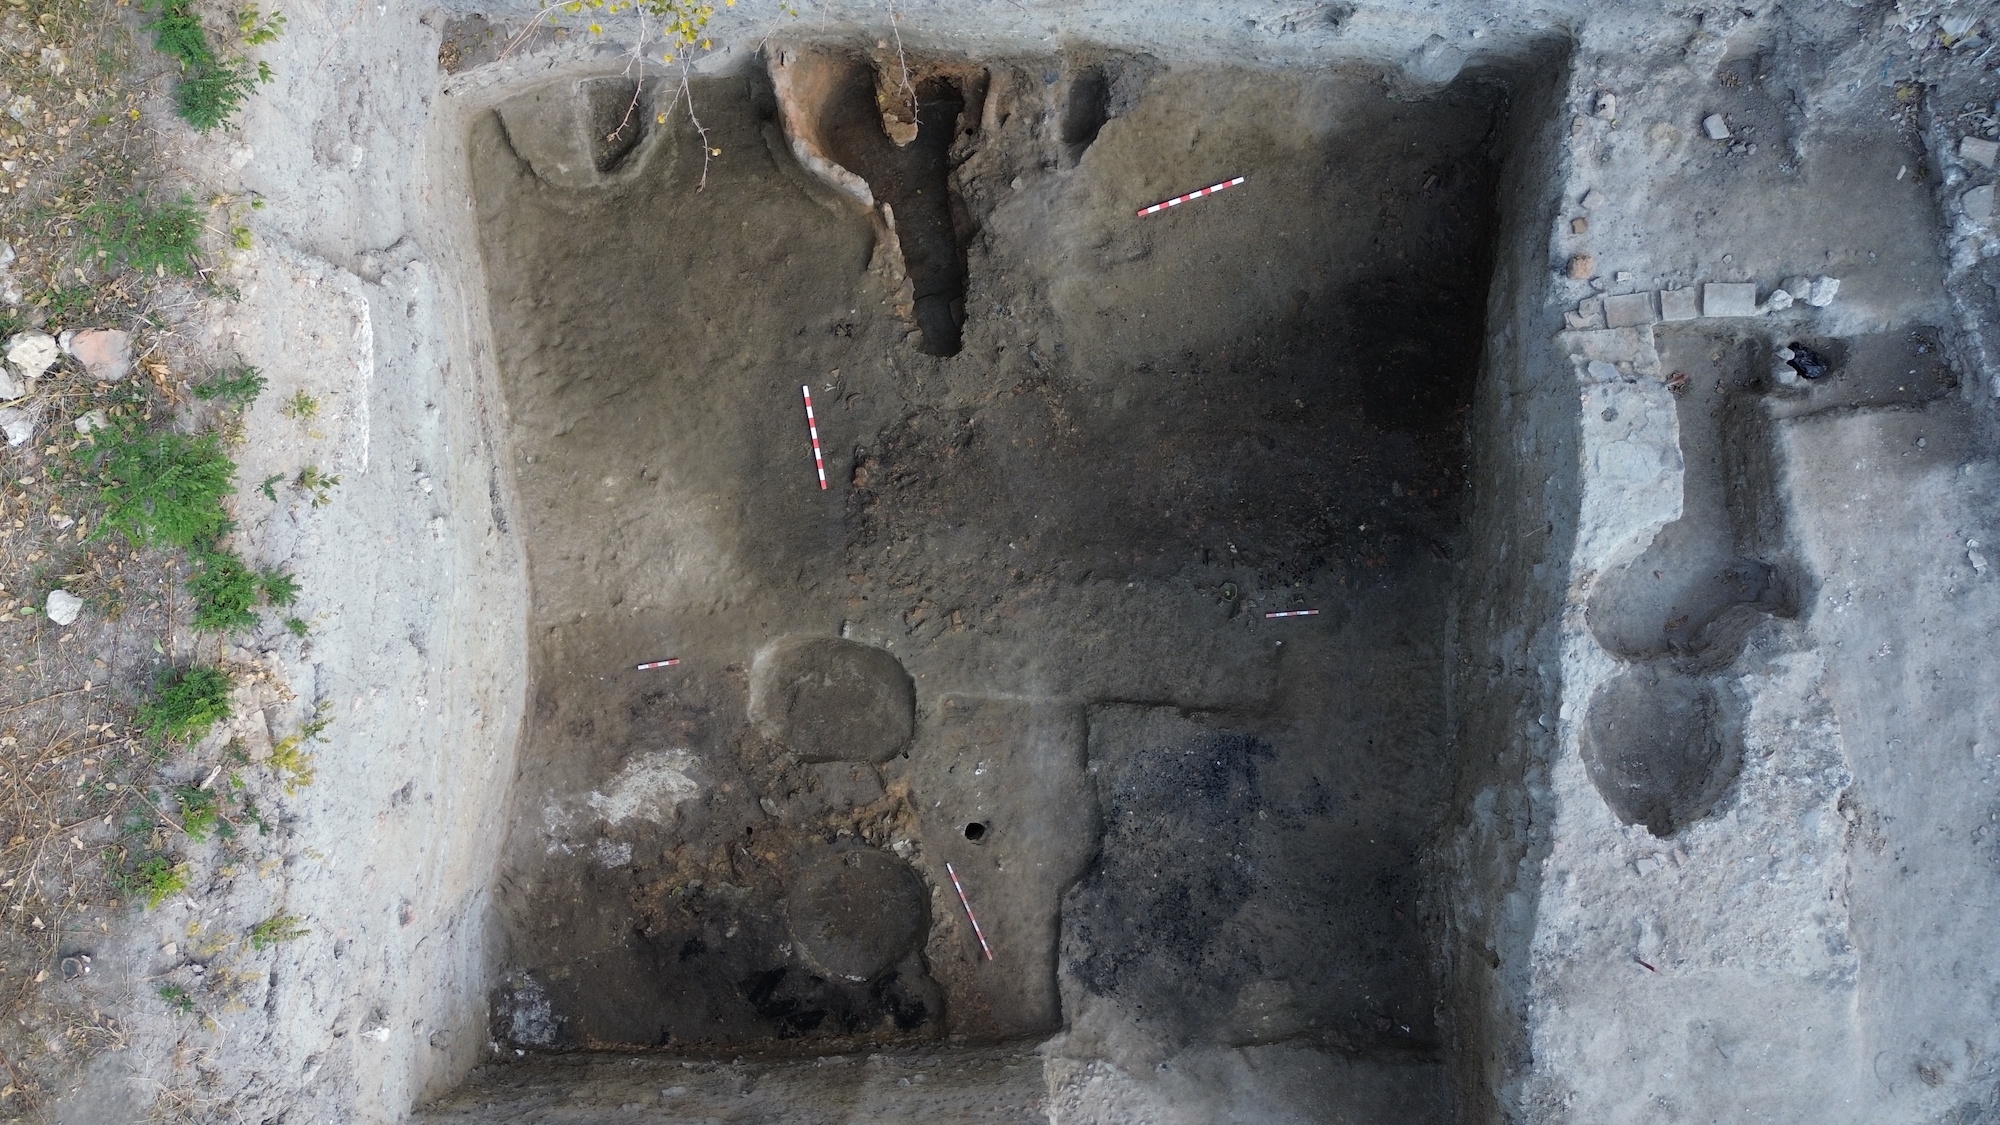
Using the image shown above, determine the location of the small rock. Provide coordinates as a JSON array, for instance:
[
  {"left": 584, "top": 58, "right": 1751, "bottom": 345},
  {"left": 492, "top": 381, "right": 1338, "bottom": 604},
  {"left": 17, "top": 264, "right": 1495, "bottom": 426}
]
[
  {"left": 45, "top": 590, "right": 83, "bottom": 626},
  {"left": 1785, "top": 342, "right": 1832, "bottom": 380},
  {"left": 1563, "top": 310, "right": 1595, "bottom": 330},
  {"left": 5, "top": 331, "right": 58, "bottom": 380},
  {"left": 1567, "top": 253, "right": 1596, "bottom": 280},
  {"left": 1702, "top": 282, "right": 1759, "bottom": 317},
  {"left": 1594, "top": 92, "right": 1617, "bottom": 120},
  {"left": 74, "top": 408, "right": 108, "bottom": 435},
  {"left": 1570, "top": 216, "right": 1589, "bottom": 235},
  {"left": 1658, "top": 288, "right": 1698, "bottom": 322},
  {"left": 1963, "top": 184, "right": 1995, "bottom": 224},
  {"left": 1634, "top": 856, "right": 1660, "bottom": 876},
  {"left": 1806, "top": 276, "right": 1841, "bottom": 307},
  {"left": 61, "top": 329, "right": 132, "bottom": 382},
  {"left": 1781, "top": 276, "right": 1813, "bottom": 301},
  {"left": 1580, "top": 188, "right": 1607, "bottom": 209},
  {"left": 1970, "top": 540, "right": 1989, "bottom": 576},
  {"left": 0, "top": 366, "right": 20, "bottom": 402},
  {"left": 1702, "top": 113, "right": 1731, "bottom": 140},
  {"left": 0, "top": 242, "right": 11, "bottom": 270},
  {"left": 1614, "top": 270, "right": 1633, "bottom": 283},
  {"left": 1586, "top": 359, "right": 1620, "bottom": 382},
  {"left": 0, "top": 406, "right": 34, "bottom": 447},
  {"left": 1964, "top": 136, "right": 1999, "bottom": 169},
  {"left": 1603, "top": 292, "right": 1657, "bottom": 328},
  {"left": 1766, "top": 288, "right": 1795, "bottom": 311}
]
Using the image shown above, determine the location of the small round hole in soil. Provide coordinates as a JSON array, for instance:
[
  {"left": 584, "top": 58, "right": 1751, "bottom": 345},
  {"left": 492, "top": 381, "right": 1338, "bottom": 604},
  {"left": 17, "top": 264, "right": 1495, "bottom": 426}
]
[{"left": 963, "top": 822, "right": 987, "bottom": 842}]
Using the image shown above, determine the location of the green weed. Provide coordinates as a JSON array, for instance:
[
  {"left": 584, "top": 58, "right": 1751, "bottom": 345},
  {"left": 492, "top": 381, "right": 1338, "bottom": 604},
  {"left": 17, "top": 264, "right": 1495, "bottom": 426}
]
[
  {"left": 258, "top": 473, "right": 284, "bottom": 501},
  {"left": 259, "top": 568, "right": 298, "bottom": 607},
  {"left": 247, "top": 911, "right": 308, "bottom": 951},
  {"left": 193, "top": 366, "right": 267, "bottom": 406},
  {"left": 79, "top": 194, "right": 204, "bottom": 276},
  {"left": 187, "top": 550, "right": 260, "bottom": 632},
  {"left": 173, "top": 784, "right": 229, "bottom": 842},
  {"left": 138, "top": 665, "right": 232, "bottom": 744},
  {"left": 144, "top": 0, "right": 282, "bottom": 132},
  {"left": 283, "top": 616, "right": 308, "bottom": 638},
  {"left": 293, "top": 465, "right": 338, "bottom": 508},
  {"left": 121, "top": 856, "right": 190, "bottom": 909},
  {"left": 39, "top": 284, "right": 96, "bottom": 326},
  {"left": 265, "top": 734, "right": 314, "bottom": 794},
  {"left": 237, "top": 5, "right": 288, "bottom": 46},
  {"left": 158, "top": 984, "right": 197, "bottom": 1015},
  {"left": 87, "top": 423, "right": 236, "bottom": 550},
  {"left": 280, "top": 390, "right": 318, "bottom": 420}
]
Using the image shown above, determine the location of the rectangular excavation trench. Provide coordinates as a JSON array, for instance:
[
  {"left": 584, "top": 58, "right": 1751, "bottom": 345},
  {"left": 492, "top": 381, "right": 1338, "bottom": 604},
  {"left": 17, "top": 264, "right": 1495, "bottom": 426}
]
[{"left": 429, "top": 48, "right": 1538, "bottom": 1122}]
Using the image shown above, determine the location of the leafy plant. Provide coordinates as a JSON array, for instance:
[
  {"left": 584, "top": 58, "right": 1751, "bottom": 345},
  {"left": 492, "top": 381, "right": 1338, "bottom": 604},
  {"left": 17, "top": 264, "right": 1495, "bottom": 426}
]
[
  {"left": 280, "top": 390, "right": 318, "bottom": 420},
  {"left": 247, "top": 911, "right": 308, "bottom": 950},
  {"left": 265, "top": 734, "right": 315, "bottom": 795},
  {"left": 177, "top": 64, "right": 264, "bottom": 132},
  {"left": 283, "top": 616, "right": 309, "bottom": 638},
  {"left": 193, "top": 366, "right": 266, "bottom": 406},
  {"left": 187, "top": 550, "right": 260, "bottom": 632},
  {"left": 39, "top": 284, "right": 96, "bottom": 326},
  {"left": 259, "top": 473, "right": 284, "bottom": 501},
  {"left": 138, "top": 665, "right": 232, "bottom": 744},
  {"left": 561, "top": 0, "right": 732, "bottom": 52},
  {"left": 259, "top": 568, "right": 299, "bottom": 607},
  {"left": 158, "top": 984, "right": 197, "bottom": 1015},
  {"left": 173, "top": 784, "right": 228, "bottom": 842},
  {"left": 122, "top": 856, "right": 190, "bottom": 909},
  {"left": 144, "top": 0, "right": 281, "bottom": 132},
  {"left": 79, "top": 194, "right": 204, "bottom": 276},
  {"left": 237, "top": 5, "right": 287, "bottom": 46},
  {"left": 88, "top": 423, "right": 236, "bottom": 550},
  {"left": 293, "top": 465, "right": 338, "bottom": 508}
]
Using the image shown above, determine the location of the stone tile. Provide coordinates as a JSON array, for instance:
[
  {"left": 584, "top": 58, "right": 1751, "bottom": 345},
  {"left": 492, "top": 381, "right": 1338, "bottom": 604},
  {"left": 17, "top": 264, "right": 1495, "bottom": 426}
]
[
  {"left": 1701, "top": 282, "right": 1758, "bottom": 317},
  {"left": 1658, "top": 288, "right": 1697, "bottom": 322},
  {"left": 1603, "top": 292, "right": 1656, "bottom": 328}
]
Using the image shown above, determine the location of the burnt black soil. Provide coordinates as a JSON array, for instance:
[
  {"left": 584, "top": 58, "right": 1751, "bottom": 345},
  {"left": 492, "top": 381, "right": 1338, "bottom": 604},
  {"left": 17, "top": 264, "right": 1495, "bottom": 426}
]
[{"left": 469, "top": 61, "right": 1506, "bottom": 1070}]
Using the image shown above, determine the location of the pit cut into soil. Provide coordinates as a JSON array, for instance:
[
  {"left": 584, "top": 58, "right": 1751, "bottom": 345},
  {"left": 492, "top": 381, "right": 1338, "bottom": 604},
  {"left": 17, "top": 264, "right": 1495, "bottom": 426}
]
[{"left": 467, "top": 55, "right": 1509, "bottom": 1094}]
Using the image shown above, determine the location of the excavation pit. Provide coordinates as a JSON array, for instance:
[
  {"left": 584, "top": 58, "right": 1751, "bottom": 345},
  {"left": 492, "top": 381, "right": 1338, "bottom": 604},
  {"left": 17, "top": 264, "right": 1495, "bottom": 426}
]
[{"left": 457, "top": 48, "right": 1522, "bottom": 1117}]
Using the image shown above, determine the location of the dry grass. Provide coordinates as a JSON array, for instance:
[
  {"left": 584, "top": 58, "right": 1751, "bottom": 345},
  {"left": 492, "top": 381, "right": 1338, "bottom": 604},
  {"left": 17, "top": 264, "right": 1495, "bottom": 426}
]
[{"left": 0, "top": 0, "right": 251, "bottom": 1118}]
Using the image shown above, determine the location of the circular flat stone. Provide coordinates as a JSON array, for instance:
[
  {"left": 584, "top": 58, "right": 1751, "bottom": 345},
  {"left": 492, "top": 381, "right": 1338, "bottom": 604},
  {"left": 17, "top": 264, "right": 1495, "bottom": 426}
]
[
  {"left": 785, "top": 848, "right": 928, "bottom": 982},
  {"left": 748, "top": 635, "right": 914, "bottom": 763}
]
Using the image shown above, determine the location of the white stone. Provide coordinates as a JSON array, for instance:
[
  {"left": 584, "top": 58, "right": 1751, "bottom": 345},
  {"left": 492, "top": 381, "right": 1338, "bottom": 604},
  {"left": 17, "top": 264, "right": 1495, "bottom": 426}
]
[
  {"left": 1782, "top": 275, "right": 1813, "bottom": 300},
  {"left": 5, "top": 332, "right": 58, "bottom": 380},
  {"left": 1702, "top": 282, "right": 1759, "bottom": 317},
  {"left": 1580, "top": 188, "right": 1607, "bottom": 209},
  {"left": 1806, "top": 276, "right": 1841, "bottom": 307},
  {"left": 0, "top": 366, "right": 20, "bottom": 402},
  {"left": 1594, "top": 92, "right": 1617, "bottom": 119},
  {"left": 1766, "top": 288, "right": 1795, "bottom": 311},
  {"left": 1634, "top": 856, "right": 1660, "bottom": 876},
  {"left": 44, "top": 589, "right": 83, "bottom": 626},
  {"left": 74, "top": 408, "right": 107, "bottom": 435},
  {"left": 0, "top": 406, "right": 32, "bottom": 446},
  {"left": 1702, "top": 113, "right": 1731, "bottom": 140},
  {"left": 1586, "top": 360, "right": 1620, "bottom": 382},
  {"left": 1964, "top": 184, "right": 1995, "bottom": 224},
  {"left": 1963, "top": 136, "right": 1999, "bottom": 169}
]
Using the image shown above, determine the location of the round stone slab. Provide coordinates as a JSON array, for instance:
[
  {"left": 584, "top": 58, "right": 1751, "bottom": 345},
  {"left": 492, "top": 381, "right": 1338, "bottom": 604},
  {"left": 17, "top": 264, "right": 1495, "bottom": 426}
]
[
  {"left": 785, "top": 848, "right": 928, "bottom": 982},
  {"left": 748, "top": 635, "right": 914, "bottom": 763}
]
